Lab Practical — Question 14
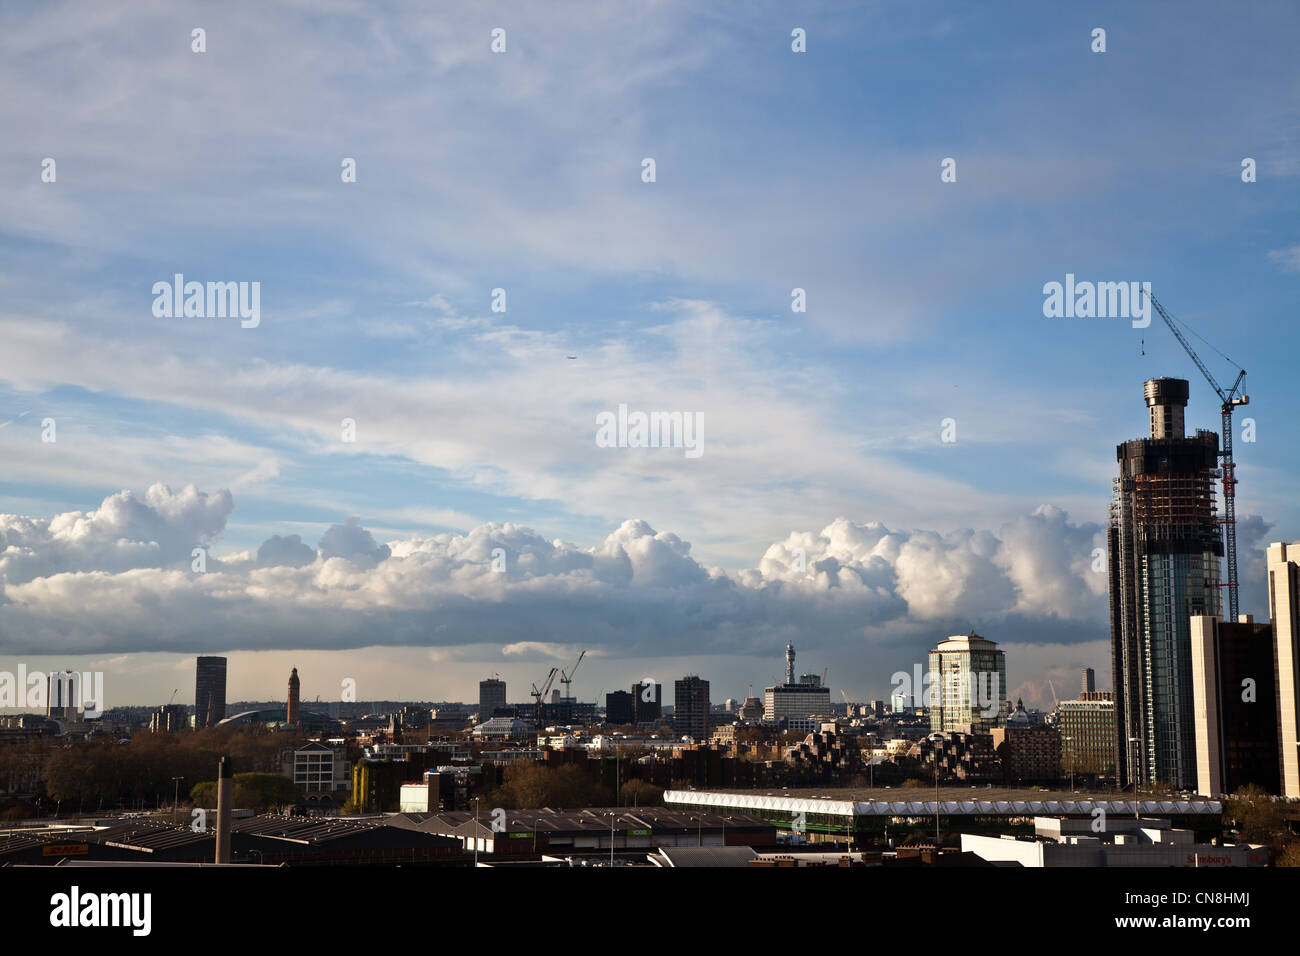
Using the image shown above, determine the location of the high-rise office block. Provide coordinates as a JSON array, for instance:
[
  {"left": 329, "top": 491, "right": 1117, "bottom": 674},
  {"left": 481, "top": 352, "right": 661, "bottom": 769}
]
[
  {"left": 927, "top": 632, "right": 1007, "bottom": 734},
  {"left": 1081, "top": 667, "right": 1095, "bottom": 695},
  {"left": 287, "top": 667, "right": 301, "bottom": 727},
  {"left": 1190, "top": 614, "right": 1279, "bottom": 797},
  {"left": 1270, "top": 541, "right": 1300, "bottom": 798},
  {"left": 673, "top": 676, "right": 710, "bottom": 740},
  {"left": 632, "top": 680, "right": 662, "bottom": 723},
  {"left": 605, "top": 690, "right": 634, "bottom": 725},
  {"left": 194, "top": 656, "right": 227, "bottom": 729},
  {"left": 46, "top": 670, "right": 79, "bottom": 722},
  {"left": 1109, "top": 378, "right": 1222, "bottom": 789},
  {"left": 479, "top": 678, "right": 507, "bottom": 718}
]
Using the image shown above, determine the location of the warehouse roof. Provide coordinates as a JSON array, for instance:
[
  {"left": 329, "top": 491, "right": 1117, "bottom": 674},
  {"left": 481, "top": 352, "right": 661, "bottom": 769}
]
[{"left": 665, "top": 790, "right": 1223, "bottom": 817}]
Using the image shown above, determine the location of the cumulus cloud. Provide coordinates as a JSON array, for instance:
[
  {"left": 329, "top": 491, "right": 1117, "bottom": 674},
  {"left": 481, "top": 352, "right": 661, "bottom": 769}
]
[
  {"left": 318, "top": 518, "right": 391, "bottom": 568},
  {"left": 0, "top": 486, "right": 1113, "bottom": 658},
  {"left": 254, "top": 534, "right": 316, "bottom": 569},
  {"left": 0, "top": 484, "right": 231, "bottom": 585}
]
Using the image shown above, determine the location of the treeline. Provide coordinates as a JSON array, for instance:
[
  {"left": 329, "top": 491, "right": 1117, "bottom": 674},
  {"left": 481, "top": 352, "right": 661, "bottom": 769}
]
[
  {"left": 0, "top": 726, "right": 304, "bottom": 812},
  {"left": 486, "top": 761, "right": 664, "bottom": 810}
]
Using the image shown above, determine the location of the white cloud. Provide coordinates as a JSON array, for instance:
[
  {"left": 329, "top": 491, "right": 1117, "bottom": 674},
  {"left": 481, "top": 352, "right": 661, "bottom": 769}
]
[
  {"left": 0, "top": 486, "right": 1111, "bottom": 659},
  {"left": 1267, "top": 244, "right": 1300, "bottom": 273}
]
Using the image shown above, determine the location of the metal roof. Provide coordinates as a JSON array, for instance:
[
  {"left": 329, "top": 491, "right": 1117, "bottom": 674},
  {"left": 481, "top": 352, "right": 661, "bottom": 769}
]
[
  {"left": 651, "top": 846, "right": 759, "bottom": 868},
  {"left": 664, "top": 791, "right": 1223, "bottom": 816},
  {"left": 406, "top": 806, "right": 772, "bottom": 837}
]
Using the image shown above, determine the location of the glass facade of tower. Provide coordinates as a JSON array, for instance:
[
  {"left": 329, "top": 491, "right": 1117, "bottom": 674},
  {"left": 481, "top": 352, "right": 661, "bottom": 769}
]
[
  {"left": 1109, "top": 388, "right": 1222, "bottom": 791},
  {"left": 928, "top": 633, "right": 1007, "bottom": 734}
]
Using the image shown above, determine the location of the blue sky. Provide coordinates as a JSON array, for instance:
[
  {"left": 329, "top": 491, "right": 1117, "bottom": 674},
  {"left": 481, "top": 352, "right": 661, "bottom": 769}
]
[{"left": 0, "top": 0, "right": 1297, "bottom": 711}]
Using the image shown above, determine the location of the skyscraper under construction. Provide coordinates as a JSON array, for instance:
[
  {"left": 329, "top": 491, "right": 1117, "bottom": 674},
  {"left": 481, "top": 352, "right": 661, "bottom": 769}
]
[{"left": 1109, "top": 378, "right": 1222, "bottom": 790}]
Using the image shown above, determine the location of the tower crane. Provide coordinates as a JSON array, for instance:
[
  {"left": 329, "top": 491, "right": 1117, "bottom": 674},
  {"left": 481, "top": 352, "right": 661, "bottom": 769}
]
[
  {"left": 531, "top": 667, "right": 559, "bottom": 730},
  {"left": 1141, "top": 290, "right": 1249, "bottom": 619},
  {"left": 560, "top": 649, "right": 586, "bottom": 700}
]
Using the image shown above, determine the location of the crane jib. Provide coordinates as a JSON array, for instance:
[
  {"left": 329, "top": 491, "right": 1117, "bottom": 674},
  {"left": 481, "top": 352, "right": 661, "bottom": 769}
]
[{"left": 1141, "top": 289, "right": 1247, "bottom": 620}]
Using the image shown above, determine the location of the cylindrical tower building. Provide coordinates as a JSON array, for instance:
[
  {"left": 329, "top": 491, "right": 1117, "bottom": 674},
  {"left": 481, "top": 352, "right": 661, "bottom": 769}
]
[{"left": 287, "top": 667, "right": 301, "bottom": 728}]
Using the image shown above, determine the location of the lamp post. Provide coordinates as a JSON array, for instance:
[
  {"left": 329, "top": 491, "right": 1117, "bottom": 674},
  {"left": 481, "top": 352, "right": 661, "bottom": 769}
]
[
  {"left": 935, "top": 755, "right": 941, "bottom": 849},
  {"left": 171, "top": 776, "right": 183, "bottom": 816},
  {"left": 1128, "top": 737, "right": 1140, "bottom": 820},
  {"left": 474, "top": 796, "right": 481, "bottom": 866}
]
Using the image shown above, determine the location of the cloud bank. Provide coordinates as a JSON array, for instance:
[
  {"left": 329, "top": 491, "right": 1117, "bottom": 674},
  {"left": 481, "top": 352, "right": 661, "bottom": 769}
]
[{"left": 0, "top": 485, "right": 1115, "bottom": 658}]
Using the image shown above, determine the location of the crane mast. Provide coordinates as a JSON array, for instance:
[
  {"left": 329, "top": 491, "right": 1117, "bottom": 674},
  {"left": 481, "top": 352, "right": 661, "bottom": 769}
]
[
  {"left": 1142, "top": 290, "right": 1249, "bottom": 619},
  {"left": 531, "top": 667, "right": 559, "bottom": 736},
  {"left": 560, "top": 649, "right": 586, "bottom": 700}
]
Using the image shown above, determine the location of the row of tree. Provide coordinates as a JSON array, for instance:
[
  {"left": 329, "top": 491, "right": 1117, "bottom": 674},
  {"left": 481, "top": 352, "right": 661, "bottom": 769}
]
[{"left": 0, "top": 726, "right": 303, "bottom": 811}]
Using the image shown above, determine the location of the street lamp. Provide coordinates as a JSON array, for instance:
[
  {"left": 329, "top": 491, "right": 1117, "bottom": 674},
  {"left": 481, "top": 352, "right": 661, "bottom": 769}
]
[
  {"left": 935, "top": 756, "right": 941, "bottom": 849},
  {"left": 171, "top": 776, "right": 184, "bottom": 816},
  {"left": 1128, "top": 737, "right": 1140, "bottom": 820},
  {"left": 928, "top": 733, "right": 942, "bottom": 850},
  {"left": 474, "top": 796, "right": 481, "bottom": 866}
]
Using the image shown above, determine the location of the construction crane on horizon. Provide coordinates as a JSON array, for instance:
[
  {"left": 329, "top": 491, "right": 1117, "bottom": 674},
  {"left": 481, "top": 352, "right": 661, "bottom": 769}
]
[
  {"left": 560, "top": 650, "right": 586, "bottom": 700},
  {"left": 1142, "top": 289, "right": 1249, "bottom": 620},
  {"left": 531, "top": 667, "right": 559, "bottom": 730}
]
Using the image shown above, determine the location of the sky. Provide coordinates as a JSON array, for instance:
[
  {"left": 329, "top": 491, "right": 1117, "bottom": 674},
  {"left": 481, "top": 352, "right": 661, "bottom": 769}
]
[{"left": 0, "top": 0, "right": 1297, "bottom": 713}]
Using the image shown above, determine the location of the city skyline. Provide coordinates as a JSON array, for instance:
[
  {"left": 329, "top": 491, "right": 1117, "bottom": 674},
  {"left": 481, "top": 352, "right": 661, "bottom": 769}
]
[{"left": 1, "top": 2, "right": 1298, "bottom": 716}]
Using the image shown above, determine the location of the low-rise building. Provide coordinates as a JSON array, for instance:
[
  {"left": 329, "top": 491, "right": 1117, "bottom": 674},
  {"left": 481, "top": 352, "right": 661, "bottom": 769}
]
[
  {"left": 1056, "top": 691, "right": 1117, "bottom": 778},
  {"left": 389, "top": 805, "right": 776, "bottom": 857},
  {"left": 472, "top": 716, "right": 535, "bottom": 740},
  {"left": 960, "top": 816, "right": 1266, "bottom": 867},
  {"left": 149, "top": 704, "right": 189, "bottom": 733},
  {"left": 907, "top": 732, "right": 1001, "bottom": 783},
  {"left": 991, "top": 702, "right": 1061, "bottom": 784},
  {"left": 280, "top": 741, "right": 351, "bottom": 803}
]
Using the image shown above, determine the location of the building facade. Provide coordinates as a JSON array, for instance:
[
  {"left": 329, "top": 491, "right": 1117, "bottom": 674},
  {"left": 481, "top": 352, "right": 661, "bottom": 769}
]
[
  {"left": 150, "top": 704, "right": 189, "bottom": 733},
  {"left": 479, "top": 678, "right": 507, "bottom": 718},
  {"left": 927, "top": 632, "right": 1007, "bottom": 734},
  {"left": 281, "top": 741, "right": 351, "bottom": 800},
  {"left": 1269, "top": 542, "right": 1300, "bottom": 798},
  {"left": 908, "top": 732, "right": 1001, "bottom": 783},
  {"left": 1109, "top": 378, "right": 1222, "bottom": 789},
  {"left": 674, "top": 676, "right": 710, "bottom": 740},
  {"left": 633, "top": 680, "right": 663, "bottom": 723},
  {"left": 1057, "top": 692, "right": 1117, "bottom": 777},
  {"left": 605, "top": 690, "right": 634, "bottom": 725},
  {"left": 992, "top": 702, "right": 1062, "bottom": 784},
  {"left": 764, "top": 679, "right": 833, "bottom": 722},
  {"left": 194, "top": 656, "right": 227, "bottom": 729},
  {"left": 287, "top": 667, "right": 301, "bottom": 728},
  {"left": 1190, "top": 614, "right": 1279, "bottom": 797},
  {"left": 763, "top": 644, "right": 833, "bottom": 721}
]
